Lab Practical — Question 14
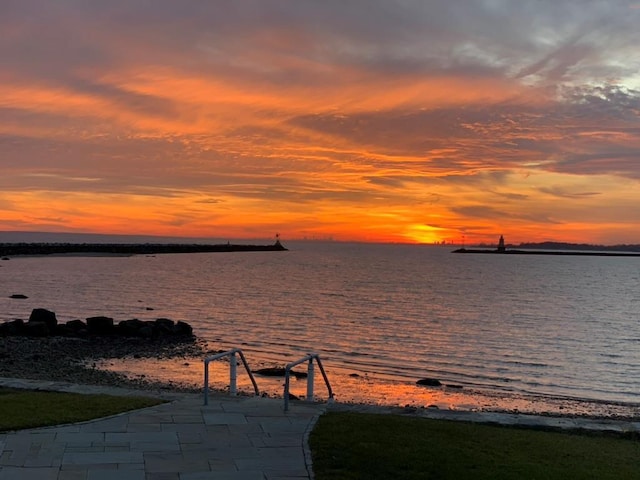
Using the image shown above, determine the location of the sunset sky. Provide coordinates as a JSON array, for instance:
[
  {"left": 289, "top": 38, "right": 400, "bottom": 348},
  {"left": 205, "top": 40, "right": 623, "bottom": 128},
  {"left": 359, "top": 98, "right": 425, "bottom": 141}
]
[{"left": 2, "top": 1, "right": 640, "bottom": 245}]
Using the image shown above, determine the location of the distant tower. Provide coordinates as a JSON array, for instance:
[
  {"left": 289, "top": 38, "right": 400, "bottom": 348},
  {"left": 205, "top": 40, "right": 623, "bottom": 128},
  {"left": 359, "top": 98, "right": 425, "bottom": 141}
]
[{"left": 497, "top": 235, "right": 506, "bottom": 252}]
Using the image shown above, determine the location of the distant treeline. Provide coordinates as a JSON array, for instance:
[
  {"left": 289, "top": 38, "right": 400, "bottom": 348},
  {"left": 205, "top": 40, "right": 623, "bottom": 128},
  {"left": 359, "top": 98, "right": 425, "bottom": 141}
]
[
  {"left": 515, "top": 242, "right": 640, "bottom": 253},
  {"left": 0, "top": 241, "right": 287, "bottom": 256}
]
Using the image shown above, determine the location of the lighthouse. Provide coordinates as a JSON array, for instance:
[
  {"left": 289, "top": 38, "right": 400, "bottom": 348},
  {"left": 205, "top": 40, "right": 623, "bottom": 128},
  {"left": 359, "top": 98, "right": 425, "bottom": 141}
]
[{"left": 497, "top": 235, "right": 506, "bottom": 252}]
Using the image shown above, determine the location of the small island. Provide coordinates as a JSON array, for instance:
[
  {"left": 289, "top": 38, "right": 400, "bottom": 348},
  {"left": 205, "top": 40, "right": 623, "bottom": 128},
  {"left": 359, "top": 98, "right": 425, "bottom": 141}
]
[{"left": 453, "top": 235, "right": 640, "bottom": 257}]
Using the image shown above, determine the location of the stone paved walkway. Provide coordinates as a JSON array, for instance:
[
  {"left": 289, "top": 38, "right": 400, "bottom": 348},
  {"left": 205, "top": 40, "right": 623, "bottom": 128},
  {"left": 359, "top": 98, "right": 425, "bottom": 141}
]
[{"left": 0, "top": 378, "right": 324, "bottom": 480}]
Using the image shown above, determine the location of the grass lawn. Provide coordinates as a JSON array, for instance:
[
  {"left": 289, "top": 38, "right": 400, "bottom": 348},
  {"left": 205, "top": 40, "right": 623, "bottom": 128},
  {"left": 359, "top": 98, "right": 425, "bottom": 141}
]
[
  {"left": 0, "top": 387, "right": 164, "bottom": 432},
  {"left": 309, "top": 411, "right": 640, "bottom": 480}
]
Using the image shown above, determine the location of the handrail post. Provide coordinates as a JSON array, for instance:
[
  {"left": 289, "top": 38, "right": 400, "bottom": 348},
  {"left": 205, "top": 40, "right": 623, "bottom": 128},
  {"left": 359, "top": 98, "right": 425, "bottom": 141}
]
[
  {"left": 203, "top": 348, "right": 260, "bottom": 405},
  {"left": 237, "top": 350, "right": 260, "bottom": 395},
  {"left": 283, "top": 353, "right": 333, "bottom": 411},
  {"left": 315, "top": 356, "right": 334, "bottom": 403},
  {"left": 204, "top": 359, "right": 210, "bottom": 406},
  {"left": 306, "top": 356, "right": 315, "bottom": 402},
  {"left": 284, "top": 366, "right": 292, "bottom": 412},
  {"left": 230, "top": 351, "right": 237, "bottom": 396}
]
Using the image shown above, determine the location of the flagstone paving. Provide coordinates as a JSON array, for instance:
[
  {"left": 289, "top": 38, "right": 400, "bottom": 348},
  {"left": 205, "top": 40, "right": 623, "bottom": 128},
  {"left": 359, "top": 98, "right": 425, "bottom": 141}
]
[{"left": 0, "top": 378, "right": 322, "bottom": 480}]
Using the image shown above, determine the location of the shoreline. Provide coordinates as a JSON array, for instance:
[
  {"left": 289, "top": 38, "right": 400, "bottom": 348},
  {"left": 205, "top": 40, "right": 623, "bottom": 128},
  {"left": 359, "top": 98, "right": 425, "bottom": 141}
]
[
  {"left": 2, "top": 336, "right": 637, "bottom": 422},
  {"left": 452, "top": 248, "right": 640, "bottom": 257},
  {"left": 0, "top": 336, "right": 208, "bottom": 394}
]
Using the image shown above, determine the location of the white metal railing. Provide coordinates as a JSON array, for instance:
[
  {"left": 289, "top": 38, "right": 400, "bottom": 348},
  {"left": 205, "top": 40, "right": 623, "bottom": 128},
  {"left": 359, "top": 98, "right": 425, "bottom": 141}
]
[
  {"left": 283, "top": 353, "right": 334, "bottom": 411},
  {"left": 203, "top": 348, "right": 259, "bottom": 405}
]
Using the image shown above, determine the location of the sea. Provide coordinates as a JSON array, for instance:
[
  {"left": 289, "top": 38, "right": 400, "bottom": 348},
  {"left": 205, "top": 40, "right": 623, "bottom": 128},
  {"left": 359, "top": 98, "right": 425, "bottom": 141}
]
[{"left": 1, "top": 240, "right": 639, "bottom": 417}]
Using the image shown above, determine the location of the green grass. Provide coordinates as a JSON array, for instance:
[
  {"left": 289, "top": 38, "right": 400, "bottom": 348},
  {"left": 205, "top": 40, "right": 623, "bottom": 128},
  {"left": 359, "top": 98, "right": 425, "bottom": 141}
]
[
  {"left": 309, "top": 412, "right": 640, "bottom": 480},
  {"left": 0, "top": 387, "right": 164, "bottom": 432}
]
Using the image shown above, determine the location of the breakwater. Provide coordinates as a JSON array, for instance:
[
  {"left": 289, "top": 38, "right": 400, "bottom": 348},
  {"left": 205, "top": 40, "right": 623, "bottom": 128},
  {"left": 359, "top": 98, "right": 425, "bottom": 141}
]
[{"left": 0, "top": 241, "right": 287, "bottom": 257}]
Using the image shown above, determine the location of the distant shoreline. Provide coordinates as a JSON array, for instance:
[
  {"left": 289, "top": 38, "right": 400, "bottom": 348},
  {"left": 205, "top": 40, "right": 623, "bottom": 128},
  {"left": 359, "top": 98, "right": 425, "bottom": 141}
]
[
  {"left": 452, "top": 248, "right": 640, "bottom": 257},
  {"left": 0, "top": 241, "right": 287, "bottom": 257}
]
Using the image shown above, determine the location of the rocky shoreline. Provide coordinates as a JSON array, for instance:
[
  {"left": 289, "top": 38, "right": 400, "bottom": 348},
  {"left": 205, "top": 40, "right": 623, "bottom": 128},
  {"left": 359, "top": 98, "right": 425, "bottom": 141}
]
[
  {"left": 0, "top": 335, "right": 211, "bottom": 393},
  {"left": 0, "top": 307, "right": 210, "bottom": 392}
]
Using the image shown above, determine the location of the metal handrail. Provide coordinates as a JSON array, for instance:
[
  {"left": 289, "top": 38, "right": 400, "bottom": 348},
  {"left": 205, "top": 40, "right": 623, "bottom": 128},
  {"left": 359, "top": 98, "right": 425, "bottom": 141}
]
[
  {"left": 203, "top": 348, "right": 260, "bottom": 405},
  {"left": 284, "top": 353, "right": 334, "bottom": 411}
]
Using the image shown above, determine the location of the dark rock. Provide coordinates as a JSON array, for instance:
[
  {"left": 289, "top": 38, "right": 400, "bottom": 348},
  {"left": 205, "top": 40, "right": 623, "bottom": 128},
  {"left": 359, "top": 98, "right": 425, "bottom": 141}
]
[
  {"left": 174, "top": 321, "right": 193, "bottom": 336},
  {"left": 55, "top": 320, "right": 88, "bottom": 337},
  {"left": 9, "top": 294, "right": 28, "bottom": 299},
  {"left": 86, "top": 316, "right": 115, "bottom": 335},
  {"left": 138, "top": 325, "right": 155, "bottom": 338},
  {"left": 445, "top": 384, "right": 463, "bottom": 389},
  {"left": 416, "top": 378, "right": 442, "bottom": 387},
  {"left": 29, "top": 308, "right": 57, "bottom": 331},
  {"left": 66, "top": 319, "right": 88, "bottom": 333},
  {"left": 253, "top": 367, "right": 308, "bottom": 379},
  {"left": 254, "top": 367, "right": 287, "bottom": 376},
  {"left": 55, "top": 324, "right": 73, "bottom": 336},
  {"left": 24, "top": 321, "right": 50, "bottom": 337},
  {"left": 118, "top": 319, "right": 146, "bottom": 336},
  {"left": 1, "top": 319, "right": 24, "bottom": 335},
  {"left": 349, "top": 373, "right": 361, "bottom": 378},
  {"left": 1, "top": 312, "right": 193, "bottom": 340},
  {"left": 155, "top": 318, "right": 175, "bottom": 335}
]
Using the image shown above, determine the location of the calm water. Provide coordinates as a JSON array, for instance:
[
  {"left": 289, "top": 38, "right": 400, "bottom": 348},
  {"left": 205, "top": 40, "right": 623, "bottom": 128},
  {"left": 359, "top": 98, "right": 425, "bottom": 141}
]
[{"left": 2, "top": 242, "right": 639, "bottom": 414}]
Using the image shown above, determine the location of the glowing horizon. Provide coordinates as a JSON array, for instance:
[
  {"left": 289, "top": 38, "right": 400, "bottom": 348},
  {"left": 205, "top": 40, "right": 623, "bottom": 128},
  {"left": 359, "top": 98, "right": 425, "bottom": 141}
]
[{"left": 2, "top": 2, "right": 640, "bottom": 245}]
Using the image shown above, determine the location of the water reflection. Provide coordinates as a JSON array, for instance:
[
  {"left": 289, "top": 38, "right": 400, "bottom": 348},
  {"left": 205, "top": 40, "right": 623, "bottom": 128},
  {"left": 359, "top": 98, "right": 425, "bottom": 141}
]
[{"left": 94, "top": 355, "right": 640, "bottom": 419}]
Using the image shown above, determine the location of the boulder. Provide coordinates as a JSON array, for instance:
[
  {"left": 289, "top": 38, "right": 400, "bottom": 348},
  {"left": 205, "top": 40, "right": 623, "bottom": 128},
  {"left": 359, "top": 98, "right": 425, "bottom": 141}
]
[
  {"left": 9, "top": 294, "right": 28, "bottom": 299},
  {"left": 253, "top": 367, "right": 308, "bottom": 379},
  {"left": 24, "top": 321, "right": 50, "bottom": 337},
  {"left": 416, "top": 378, "right": 442, "bottom": 387},
  {"left": 0, "top": 313, "right": 194, "bottom": 340},
  {"left": 0, "top": 319, "right": 24, "bottom": 335},
  {"left": 59, "top": 319, "right": 88, "bottom": 337},
  {"left": 55, "top": 323, "right": 74, "bottom": 336},
  {"left": 66, "top": 319, "right": 88, "bottom": 332},
  {"left": 118, "top": 319, "right": 147, "bottom": 336},
  {"left": 155, "top": 318, "right": 175, "bottom": 335},
  {"left": 254, "top": 367, "right": 287, "bottom": 377},
  {"left": 86, "top": 316, "right": 114, "bottom": 335},
  {"left": 29, "top": 308, "right": 57, "bottom": 331},
  {"left": 138, "top": 321, "right": 156, "bottom": 338},
  {"left": 174, "top": 321, "right": 193, "bottom": 336}
]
